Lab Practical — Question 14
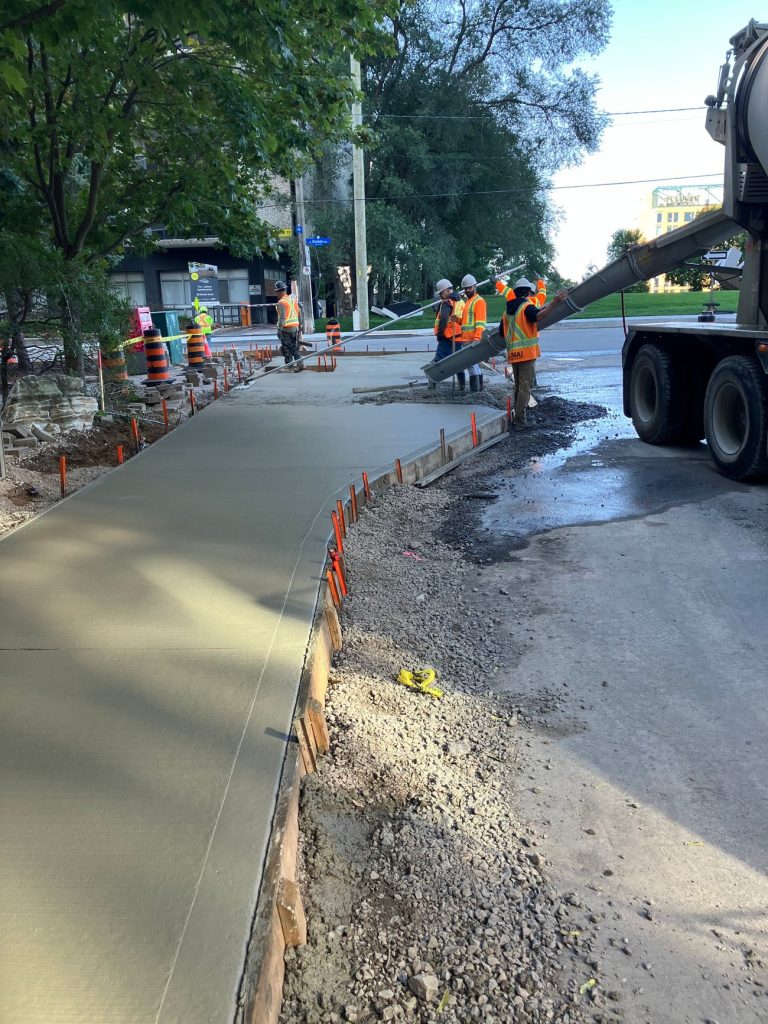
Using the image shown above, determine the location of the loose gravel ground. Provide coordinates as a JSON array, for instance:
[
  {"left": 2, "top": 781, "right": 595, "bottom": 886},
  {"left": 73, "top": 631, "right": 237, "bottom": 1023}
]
[{"left": 280, "top": 399, "right": 622, "bottom": 1024}]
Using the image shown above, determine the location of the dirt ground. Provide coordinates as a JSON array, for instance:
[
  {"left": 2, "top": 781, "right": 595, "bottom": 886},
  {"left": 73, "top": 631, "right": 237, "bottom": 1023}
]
[{"left": 281, "top": 399, "right": 621, "bottom": 1024}]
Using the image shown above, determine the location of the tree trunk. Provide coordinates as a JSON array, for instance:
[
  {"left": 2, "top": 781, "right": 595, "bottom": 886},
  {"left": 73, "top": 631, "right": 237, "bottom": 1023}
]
[
  {"left": 4, "top": 291, "right": 33, "bottom": 372},
  {"left": 61, "top": 299, "right": 84, "bottom": 376}
]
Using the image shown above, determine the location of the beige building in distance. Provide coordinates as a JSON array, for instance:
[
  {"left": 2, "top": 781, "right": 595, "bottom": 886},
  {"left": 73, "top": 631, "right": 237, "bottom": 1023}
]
[{"left": 638, "top": 183, "right": 724, "bottom": 292}]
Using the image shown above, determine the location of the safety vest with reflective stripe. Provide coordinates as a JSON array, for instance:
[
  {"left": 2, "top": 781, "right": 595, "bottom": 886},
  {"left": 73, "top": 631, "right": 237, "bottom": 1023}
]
[
  {"left": 505, "top": 299, "right": 541, "bottom": 363},
  {"left": 495, "top": 279, "right": 547, "bottom": 307},
  {"left": 460, "top": 293, "right": 487, "bottom": 342},
  {"left": 194, "top": 311, "right": 213, "bottom": 335},
  {"left": 277, "top": 294, "right": 300, "bottom": 329},
  {"left": 433, "top": 297, "right": 462, "bottom": 339}
]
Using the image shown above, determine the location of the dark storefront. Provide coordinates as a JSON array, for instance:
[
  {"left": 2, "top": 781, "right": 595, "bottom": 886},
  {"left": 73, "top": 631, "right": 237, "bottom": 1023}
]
[{"left": 110, "top": 241, "right": 292, "bottom": 325}]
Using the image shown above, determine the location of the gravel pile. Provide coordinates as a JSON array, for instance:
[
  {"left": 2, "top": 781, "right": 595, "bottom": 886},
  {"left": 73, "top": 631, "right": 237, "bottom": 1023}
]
[{"left": 280, "top": 479, "right": 620, "bottom": 1023}]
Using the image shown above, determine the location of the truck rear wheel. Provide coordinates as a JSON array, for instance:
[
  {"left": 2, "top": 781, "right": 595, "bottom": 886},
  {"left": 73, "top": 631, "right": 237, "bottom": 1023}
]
[
  {"left": 629, "top": 343, "right": 687, "bottom": 444},
  {"left": 703, "top": 356, "right": 768, "bottom": 480}
]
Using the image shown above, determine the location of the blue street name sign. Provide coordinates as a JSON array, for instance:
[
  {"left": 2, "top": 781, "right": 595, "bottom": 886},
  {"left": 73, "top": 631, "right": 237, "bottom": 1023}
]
[{"left": 306, "top": 236, "right": 331, "bottom": 247}]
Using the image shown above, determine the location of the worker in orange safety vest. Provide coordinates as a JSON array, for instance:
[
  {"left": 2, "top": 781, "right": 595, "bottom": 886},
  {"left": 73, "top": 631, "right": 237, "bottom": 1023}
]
[
  {"left": 432, "top": 278, "right": 466, "bottom": 389},
  {"left": 274, "top": 281, "right": 303, "bottom": 370},
  {"left": 459, "top": 274, "right": 487, "bottom": 392},
  {"left": 498, "top": 277, "right": 565, "bottom": 428}
]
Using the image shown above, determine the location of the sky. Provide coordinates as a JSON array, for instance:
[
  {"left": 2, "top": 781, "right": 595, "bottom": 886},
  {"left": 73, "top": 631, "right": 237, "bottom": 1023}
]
[{"left": 551, "top": 0, "right": 760, "bottom": 281}]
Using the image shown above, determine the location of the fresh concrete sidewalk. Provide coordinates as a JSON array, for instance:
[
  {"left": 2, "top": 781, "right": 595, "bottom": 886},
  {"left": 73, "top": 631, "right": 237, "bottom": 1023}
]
[{"left": 0, "top": 361, "right": 497, "bottom": 1024}]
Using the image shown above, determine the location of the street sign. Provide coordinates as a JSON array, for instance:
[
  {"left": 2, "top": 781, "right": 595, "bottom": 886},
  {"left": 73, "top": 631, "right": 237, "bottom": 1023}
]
[
  {"left": 705, "top": 250, "right": 728, "bottom": 261},
  {"left": 277, "top": 228, "right": 292, "bottom": 240},
  {"left": 306, "top": 236, "right": 331, "bottom": 247},
  {"left": 301, "top": 266, "right": 311, "bottom": 276},
  {"left": 295, "top": 225, "right": 303, "bottom": 235}
]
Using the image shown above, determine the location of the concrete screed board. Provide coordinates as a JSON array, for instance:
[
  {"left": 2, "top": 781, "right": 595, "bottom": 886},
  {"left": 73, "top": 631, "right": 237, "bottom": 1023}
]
[{"left": 0, "top": 388, "right": 495, "bottom": 1024}]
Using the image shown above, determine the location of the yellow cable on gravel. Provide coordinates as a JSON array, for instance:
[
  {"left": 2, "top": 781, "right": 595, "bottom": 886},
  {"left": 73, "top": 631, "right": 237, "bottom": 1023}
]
[{"left": 396, "top": 667, "right": 443, "bottom": 699}]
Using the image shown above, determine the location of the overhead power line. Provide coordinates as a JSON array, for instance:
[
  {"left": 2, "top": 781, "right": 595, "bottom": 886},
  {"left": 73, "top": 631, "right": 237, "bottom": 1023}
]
[{"left": 260, "top": 172, "right": 723, "bottom": 211}]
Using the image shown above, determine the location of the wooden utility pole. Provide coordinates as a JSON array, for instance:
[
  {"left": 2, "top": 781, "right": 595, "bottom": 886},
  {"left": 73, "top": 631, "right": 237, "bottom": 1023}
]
[
  {"left": 350, "top": 56, "right": 369, "bottom": 330},
  {"left": 293, "top": 176, "right": 315, "bottom": 334}
]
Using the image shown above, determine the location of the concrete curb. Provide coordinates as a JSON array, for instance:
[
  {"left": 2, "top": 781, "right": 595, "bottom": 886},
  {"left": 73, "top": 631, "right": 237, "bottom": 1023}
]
[{"left": 238, "top": 409, "right": 508, "bottom": 1023}]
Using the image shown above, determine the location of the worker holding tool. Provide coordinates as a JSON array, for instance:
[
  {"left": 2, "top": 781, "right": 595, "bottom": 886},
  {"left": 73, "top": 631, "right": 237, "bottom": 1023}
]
[
  {"left": 432, "top": 278, "right": 466, "bottom": 390},
  {"left": 274, "top": 281, "right": 303, "bottom": 370},
  {"left": 459, "top": 274, "right": 487, "bottom": 392},
  {"left": 499, "top": 277, "right": 566, "bottom": 428},
  {"left": 494, "top": 273, "right": 547, "bottom": 308}
]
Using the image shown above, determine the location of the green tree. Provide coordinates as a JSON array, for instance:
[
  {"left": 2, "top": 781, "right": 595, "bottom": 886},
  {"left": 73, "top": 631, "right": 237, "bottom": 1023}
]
[
  {"left": 606, "top": 228, "right": 649, "bottom": 292},
  {"left": 0, "top": 0, "right": 392, "bottom": 370},
  {"left": 308, "top": 0, "right": 611, "bottom": 304}
]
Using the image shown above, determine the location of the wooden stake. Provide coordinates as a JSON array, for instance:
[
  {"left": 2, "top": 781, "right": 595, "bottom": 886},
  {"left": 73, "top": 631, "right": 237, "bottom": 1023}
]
[
  {"left": 336, "top": 499, "right": 347, "bottom": 537},
  {"left": 349, "top": 484, "right": 358, "bottom": 522},
  {"left": 395, "top": 458, "right": 403, "bottom": 483},
  {"left": 440, "top": 427, "right": 447, "bottom": 463}
]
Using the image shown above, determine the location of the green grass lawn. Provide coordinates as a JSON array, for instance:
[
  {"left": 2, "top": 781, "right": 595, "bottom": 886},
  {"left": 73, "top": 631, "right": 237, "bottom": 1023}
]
[{"left": 314, "top": 289, "right": 738, "bottom": 334}]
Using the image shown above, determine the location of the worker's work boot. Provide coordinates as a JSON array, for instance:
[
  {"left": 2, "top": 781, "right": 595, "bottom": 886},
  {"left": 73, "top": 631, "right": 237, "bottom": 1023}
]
[{"left": 469, "top": 375, "right": 480, "bottom": 393}]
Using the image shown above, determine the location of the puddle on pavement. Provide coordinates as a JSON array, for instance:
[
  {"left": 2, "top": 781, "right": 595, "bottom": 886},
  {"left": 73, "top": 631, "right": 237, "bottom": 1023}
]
[{"left": 483, "top": 367, "right": 750, "bottom": 544}]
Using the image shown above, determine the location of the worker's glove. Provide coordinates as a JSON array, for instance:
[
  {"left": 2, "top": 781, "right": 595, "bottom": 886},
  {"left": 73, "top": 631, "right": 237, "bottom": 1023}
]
[{"left": 536, "top": 279, "right": 546, "bottom": 290}]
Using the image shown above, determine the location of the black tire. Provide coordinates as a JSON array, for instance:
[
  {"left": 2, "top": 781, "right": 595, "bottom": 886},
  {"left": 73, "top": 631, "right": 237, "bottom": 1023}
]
[
  {"left": 703, "top": 356, "right": 768, "bottom": 480},
  {"left": 628, "top": 343, "right": 688, "bottom": 444}
]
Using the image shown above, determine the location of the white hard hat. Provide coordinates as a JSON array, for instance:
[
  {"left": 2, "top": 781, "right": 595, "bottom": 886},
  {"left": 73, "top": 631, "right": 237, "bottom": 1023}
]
[
  {"left": 434, "top": 278, "right": 453, "bottom": 295},
  {"left": 513, "top": 277, "right": 535, "bottom": 291},
  {"left": 461, "top": 274, "right": 477, "bottom": 288}
]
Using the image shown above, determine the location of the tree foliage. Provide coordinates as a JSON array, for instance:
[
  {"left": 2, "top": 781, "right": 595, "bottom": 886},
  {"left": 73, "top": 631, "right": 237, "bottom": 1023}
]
[
  {"left": 308, "top": 0, "right": 611, "bottom": 305},
  {"left": 0, "top": 0, "right": 393, "bottom": 367}
]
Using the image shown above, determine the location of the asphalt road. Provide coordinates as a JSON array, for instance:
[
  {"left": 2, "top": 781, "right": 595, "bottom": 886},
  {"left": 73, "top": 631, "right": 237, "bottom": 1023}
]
[{"left": 479, "top": 352, "right": 768, "bottom": 1022}]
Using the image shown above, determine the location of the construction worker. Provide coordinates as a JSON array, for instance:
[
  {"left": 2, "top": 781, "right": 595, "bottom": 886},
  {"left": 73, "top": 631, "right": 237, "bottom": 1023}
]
[
  {"left": 500, "top": 278, "right": 564, "bottom": 428},
  {"left": 274, "top": 281, "right": 302, "bottom": 370},
  {"left": 432, "top": 278, "right": 466, "bottom": 389},
  {"left": 459, "top": 274, "right": 487, "bottom": 392},
  {"left": 494, "top": 274, "right": 547, "bottom": 308},
  {"left": 193, "top": 304, "right": 214, "bottom": 358}
]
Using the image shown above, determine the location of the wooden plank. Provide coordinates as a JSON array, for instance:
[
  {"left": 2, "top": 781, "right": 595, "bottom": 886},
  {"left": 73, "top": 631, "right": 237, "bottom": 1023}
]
[
  {"left": 414, "top": 429, "right": 508, "bottom": 488},
  {"left": 276, "top": 878, "right": 307, "bottom": 947},
  {"left": 307, "top": 697, "right": 330, "bottom": 756}
]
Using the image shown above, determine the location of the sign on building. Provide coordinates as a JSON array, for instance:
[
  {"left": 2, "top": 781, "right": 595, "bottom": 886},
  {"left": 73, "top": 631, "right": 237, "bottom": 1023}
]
[{"left": 188, "top": 262, "right": 220, "bottom": 306}]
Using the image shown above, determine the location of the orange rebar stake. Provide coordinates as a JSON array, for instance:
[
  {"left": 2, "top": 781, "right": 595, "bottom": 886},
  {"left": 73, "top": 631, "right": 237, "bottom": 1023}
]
[
  {"left": 59, "top": 456, "right": 67, "bottom": 498},
  {"left": 224, "top": 367, "right": 229, "bottom": 392},
  {"left": 471, "top": 412, "right": 478, "bottom": 448},
  {"left": 214, "top": 379, "right": 219, "bottom": 400},
  {"left": 331, "top": 510, "right": 344, "bottom": 554},
  {"left": 326, "top": 569, "right": 341, "bottom": 608},
  {"left": 395, "top": 458, "right": 404, "bottom": 484},
  {"left": 161, "top": 398, "right": 169, "bottom": 433},
  {"left": 189, "top": 390, "right": 196, "bottom": 416},
  {"left": 349, "top": 485, "right": 358, "bottom": 523},
  {"left": 237, "top": 362, "right": 242, "bottom": 383},
  {"left": 336, "top": 499, "right": 347, "bottom": 537},
  {"left": 506, "top": 396, "right": 512, "bottom": 424},
  {"left": 131, "top": 417, "right": 140, "bottom": 453},
  {"left": 330, "top": 551, "right": 348, "bottom": 597},
  {"left": 362, "top": 472, "right": 372, "bottom": 501},
  {"left": 116, "top": 445, "right": 124, "bottom": 465}
]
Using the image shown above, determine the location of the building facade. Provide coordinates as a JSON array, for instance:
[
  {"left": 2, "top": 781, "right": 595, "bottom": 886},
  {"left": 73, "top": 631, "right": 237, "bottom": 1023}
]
[{"left": 637, "top": 184, "right": 724, "bottom": 292}]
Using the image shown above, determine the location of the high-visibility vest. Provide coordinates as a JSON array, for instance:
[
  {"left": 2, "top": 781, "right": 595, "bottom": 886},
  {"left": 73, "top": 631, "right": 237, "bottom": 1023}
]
[
  {"left": 460, "top": 293, "right": 487, "bottom": 342},
  {"left": 433, "top": 298, "right": 461, "bottom": 340},
  {"left": 277, "top": 294, "right": 300, "bottom": 329},
  {"left": 495, "top": 279, "right": 546, "bottom": 307},
  {"left": 194, "top": 311, "right": 213, "bottom": 335},
  {"left": 505, "top": 299, "right": 541, "bottom": 363}
]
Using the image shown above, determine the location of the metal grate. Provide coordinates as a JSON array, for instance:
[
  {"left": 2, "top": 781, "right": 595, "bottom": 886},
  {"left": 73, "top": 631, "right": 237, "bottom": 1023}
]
[{"left": 738, "top": 163, "right": 768, "bottom": 202}]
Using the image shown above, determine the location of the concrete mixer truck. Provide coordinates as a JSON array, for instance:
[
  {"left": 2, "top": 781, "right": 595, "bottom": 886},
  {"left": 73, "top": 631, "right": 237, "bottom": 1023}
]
[{"left": 423, "top": 19, "right": 768, "bottom": 481}]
